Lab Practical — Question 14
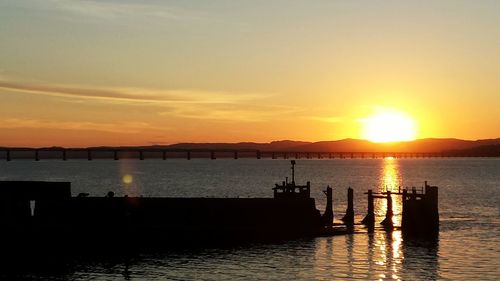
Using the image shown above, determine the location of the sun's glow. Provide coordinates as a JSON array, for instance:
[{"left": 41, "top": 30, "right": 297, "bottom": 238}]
[{"left": 362, "top": 109, "right": 417, "bottom": 143}]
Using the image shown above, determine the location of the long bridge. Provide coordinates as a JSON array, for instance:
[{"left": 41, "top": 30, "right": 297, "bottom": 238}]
[{"left": 0, "top": 147, "right": 476, "bottom": 161}]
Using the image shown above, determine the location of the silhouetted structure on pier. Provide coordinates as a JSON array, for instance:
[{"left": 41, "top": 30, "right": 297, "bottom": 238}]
[{"left": 361, "top": 184, "right": 439, "bottom": 236}]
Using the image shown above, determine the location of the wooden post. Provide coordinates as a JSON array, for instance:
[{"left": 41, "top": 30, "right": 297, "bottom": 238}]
[
  {"left": 187, "top": 151, "right": 191, "bottom": 160},
  {"left": 139, "top": 150, "right": 144, "bottom": 160},
  {"left": 87, "top": 150, "right": 92, "bottom": 161},
  {"left": 35, "top": 150, "right": 39, "bottom": 161},
  {"left": 342, "top": 187, "right": 355, "bottom": 225},
  {"left": 62, "top": 149, "right": 67, "bottom": 161},
  {"left": 234, "top": 151, "right": 238, "bottom": 159},
  {"left": 162, "top": 151, "right": 166, "bottom": 160},
  {"left": 114, "top": 150, "right": 119, "bottom": 160},
  {"left": 322, "top": 186, "right": 334, "bottom": 227},
  {"left": 381, "top": 190, "right": 393, "bottom": 229},
  {"left": 362, "top": 189, "right": 375, "bottom": 228},
  {"left": 6, "top": 150, "right": 11, "bottom": 161}
]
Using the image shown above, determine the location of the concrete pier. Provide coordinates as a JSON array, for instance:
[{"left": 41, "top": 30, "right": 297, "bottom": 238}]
[{"left": 402, "top": 182, "right": 439, "bottom": 237}]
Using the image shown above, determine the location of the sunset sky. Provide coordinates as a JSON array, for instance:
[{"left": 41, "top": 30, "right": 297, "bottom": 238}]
[{"left": 1, "top": 0, "right": 499, "bottom": 147}]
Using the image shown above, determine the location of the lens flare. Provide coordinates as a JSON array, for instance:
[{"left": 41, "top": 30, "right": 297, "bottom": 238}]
[{"left": 122, "top": 174, "right": 133, "bottom": 184}]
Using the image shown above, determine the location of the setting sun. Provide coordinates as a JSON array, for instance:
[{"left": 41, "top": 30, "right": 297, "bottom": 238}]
[{"left": 361, "top": 109, "right": 417, "bottom": 143}]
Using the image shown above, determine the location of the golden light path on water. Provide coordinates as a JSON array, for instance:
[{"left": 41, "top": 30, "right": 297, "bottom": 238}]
[
  {"left": 373, "top": 157, "right": 404, "bottom": 280},
  {"left": 377, "top": 157, "right": 403, "bottom": 226}
]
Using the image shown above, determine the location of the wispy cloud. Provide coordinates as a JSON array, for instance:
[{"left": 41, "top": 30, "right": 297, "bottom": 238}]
[
  {"left": 41, "top": 0, "right": 203, "bottom": 22},
  {"left": 159, "top": 103, "right": 301, "bottom": 122},
  {"left": 0, "top": 118, "right": 164, "bottom": 134},
  {"left": 0, "top": 80, "right": 263, "bottom": 105},
  {"left": 301, "top": 116, "right": 344, "bottom": 123}
]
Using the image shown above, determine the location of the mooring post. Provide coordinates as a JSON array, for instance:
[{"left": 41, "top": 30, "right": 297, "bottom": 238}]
[
  {"left": 114, "top": 150, "right": 119, "bottom": 160},
  {"left": 35, "top": 149, "right": 39, "bottom": 161},
  {"left": 322, "top": 186, "right": 334, "bottom": 227},
  {"left": 6, "top": 150, "right": 11, "bottom": 161},
  {"left": 342, "top": 187, "right": 355, "bottom": 225},
  {"left": 362, "top": 189, "right": 375, "bottom": 228},
  {"left": 381, "top": 190, "right": 393, "bottom": 229},
  {"left": 87, "top": 150, "right": 92, "bottom": 161}
]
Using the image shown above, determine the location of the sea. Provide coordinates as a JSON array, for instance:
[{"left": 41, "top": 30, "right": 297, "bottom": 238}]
[{"left": 0, "top": 158, "right": 499, "bottom": 280}]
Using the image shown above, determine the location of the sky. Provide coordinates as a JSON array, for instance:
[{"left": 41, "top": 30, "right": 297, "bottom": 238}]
[{"left": 1, "top": 0, "right": 499, "bottom": 147}]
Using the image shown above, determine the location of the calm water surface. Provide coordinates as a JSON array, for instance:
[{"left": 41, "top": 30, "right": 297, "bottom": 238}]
[{"left": 0, "top": 158, "right": 499, "bottom": 280}]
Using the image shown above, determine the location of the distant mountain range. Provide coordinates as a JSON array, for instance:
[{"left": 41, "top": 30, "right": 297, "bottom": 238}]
[
  {"left": 142, "top": 138, "right": 500, "bottom": 154},
  {"left": 3, "top": 138, "right": 500, "bottom": 155}
]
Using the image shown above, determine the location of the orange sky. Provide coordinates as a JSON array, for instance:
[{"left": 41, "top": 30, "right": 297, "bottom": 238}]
[{"left": 1, "top": 1, "right": 499, "bottom": 147}]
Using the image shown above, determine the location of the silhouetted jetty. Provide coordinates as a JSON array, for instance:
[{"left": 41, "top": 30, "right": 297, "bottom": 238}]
[{"left": 0, "top": 161, "right": 438, "bottom": 252}]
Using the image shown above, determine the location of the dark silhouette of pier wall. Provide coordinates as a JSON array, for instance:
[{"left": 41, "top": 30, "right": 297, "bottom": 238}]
[
  {"left": 402, "top": 182, "right": 439, "bottom": 237},
  {"left": 0, "top": 181, "right": 324, "bottom": 249}
]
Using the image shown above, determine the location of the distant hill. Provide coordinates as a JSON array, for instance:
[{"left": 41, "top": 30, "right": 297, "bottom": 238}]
[
  {"left": 142, "top": 138, "right": 500, "bottom": 153},
  {"left": 3, "top": 138, "right": 500, "bottom": 156},
  {"left": 290, "top": 138, "right": 500, "bottom": 153}
]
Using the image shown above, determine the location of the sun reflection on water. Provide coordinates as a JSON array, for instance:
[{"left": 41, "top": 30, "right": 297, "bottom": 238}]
[{"left": 377, "top": 157, "right": 403, "bottom": 226}]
